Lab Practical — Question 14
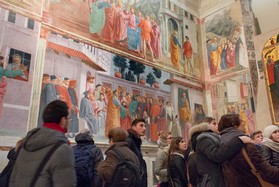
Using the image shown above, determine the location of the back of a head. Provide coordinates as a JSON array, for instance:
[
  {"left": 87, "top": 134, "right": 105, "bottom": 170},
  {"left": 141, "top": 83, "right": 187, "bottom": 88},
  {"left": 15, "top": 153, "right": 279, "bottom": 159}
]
[
  {"left": 218, "top": 114, "right": 241, "bottom": 132},
  {"left": 75, "top": 129, "right": 94, "bottom": 143},
  {"left": 108, "top": 127, "right": 128, "bottom": 142},
  {"left": 43, "top": 100, "right": 69, "bottom": 124}
]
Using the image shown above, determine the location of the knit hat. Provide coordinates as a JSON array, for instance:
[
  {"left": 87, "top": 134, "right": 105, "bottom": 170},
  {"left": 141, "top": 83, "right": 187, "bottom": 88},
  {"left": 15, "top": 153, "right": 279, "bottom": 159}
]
[
  {"left": 263, "top": 125, "right": 279, "bottom": 139},
  {"left": 157, "top": 131, "right": 168, "bottom": 147},
  {"left": 50, "top": 75, "right": 57, "bottom": 80}
]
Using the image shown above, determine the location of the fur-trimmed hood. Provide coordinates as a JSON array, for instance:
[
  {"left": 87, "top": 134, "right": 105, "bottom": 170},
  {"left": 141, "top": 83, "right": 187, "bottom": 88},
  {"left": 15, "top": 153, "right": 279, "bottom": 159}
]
[{"left": 188, "top": 122, "right": 210, "bottom": 139}]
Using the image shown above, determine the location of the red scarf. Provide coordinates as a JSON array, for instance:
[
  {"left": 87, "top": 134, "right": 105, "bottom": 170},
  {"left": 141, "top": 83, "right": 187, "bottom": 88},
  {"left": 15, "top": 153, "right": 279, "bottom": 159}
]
[{"left": 43, "top": 123, "right": 66, "bottom": 133}]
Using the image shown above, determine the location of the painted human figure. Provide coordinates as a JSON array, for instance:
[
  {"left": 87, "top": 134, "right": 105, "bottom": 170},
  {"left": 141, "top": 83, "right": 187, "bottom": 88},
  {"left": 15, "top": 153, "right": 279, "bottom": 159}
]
[
  {"left": 0, "top": 54, "right": 24, "bottom": 117},
  {"left": 67, "top": 80, "right": 79, "bottom": 138},
  {"left": 138, "top": 15, "right": 154, "bottom": 61},
  {"left": 182, "top": 36, "right": 194, "bottom": 74},
  {"left": 6, "top": 54, "right": 29, "bottom": 81},
  {"left": 170, "top": 31, "right": 181, "bottom": 71}
]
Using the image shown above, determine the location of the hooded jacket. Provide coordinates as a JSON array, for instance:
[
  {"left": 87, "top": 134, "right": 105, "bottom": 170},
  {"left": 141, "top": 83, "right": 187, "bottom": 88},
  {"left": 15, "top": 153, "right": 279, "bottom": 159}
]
[{"left": 9, "top": 127, "right": 76, "bottom": 187}]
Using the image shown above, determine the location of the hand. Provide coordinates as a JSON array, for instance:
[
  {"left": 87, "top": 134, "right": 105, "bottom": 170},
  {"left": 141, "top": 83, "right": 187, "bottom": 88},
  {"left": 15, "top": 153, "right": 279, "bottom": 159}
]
[{"left": 238, "top": 136, "right": 254, "bottom": 144}]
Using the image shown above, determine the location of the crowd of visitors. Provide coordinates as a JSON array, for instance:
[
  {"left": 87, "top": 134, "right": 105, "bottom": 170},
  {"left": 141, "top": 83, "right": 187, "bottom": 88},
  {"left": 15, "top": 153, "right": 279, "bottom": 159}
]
[{"left": 1, "top": 100, "right": 279, "bottom": 187}]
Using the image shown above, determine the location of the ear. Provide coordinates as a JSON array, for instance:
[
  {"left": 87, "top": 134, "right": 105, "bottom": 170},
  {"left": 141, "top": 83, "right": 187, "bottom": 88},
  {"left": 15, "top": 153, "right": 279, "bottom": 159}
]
[{"left": 59, "top": 116, "right": 67, "bottom": 128}]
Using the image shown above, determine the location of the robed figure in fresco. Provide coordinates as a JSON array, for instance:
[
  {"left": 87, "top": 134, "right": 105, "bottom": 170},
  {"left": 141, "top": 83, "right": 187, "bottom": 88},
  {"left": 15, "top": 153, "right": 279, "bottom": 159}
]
[
  {"left": 88, "top": 0, "right": 110, "bottom": 34},
  {"left": 170, "top": 31, "right": 181, "bottom": 71},
  {"left": 179, "top": 92, "right": 191, "bottom": 124},
  {"left": 80, "top": 91, "right": 98, "bottom": 134},
  {"left": 105, "top": 90, "right": 125, "bottom": 137}
]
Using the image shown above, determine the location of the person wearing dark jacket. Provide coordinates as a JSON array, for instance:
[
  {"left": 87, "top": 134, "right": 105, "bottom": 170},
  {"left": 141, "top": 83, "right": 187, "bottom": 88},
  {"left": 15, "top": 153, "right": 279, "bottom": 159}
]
[
  {"left": 97, "top": 127, "right": 140, "bottom": 187},
  {"left": 260, "top": 125, "right": 279, "bottom": 168},
  {"left": 126, "top": 119, "right": 147, "bottom": 187},
  {"left": 219, "top": 114, "right": 279, "bottom": 187},
  {"left": 74, "top": 129, "right": 103, "bottom": 187},
  {"left": 188, "top": 118, "right": 252, "bottom": 187},
  {"left": 168, "top": 136, "right": 188, "bottom": 187}
]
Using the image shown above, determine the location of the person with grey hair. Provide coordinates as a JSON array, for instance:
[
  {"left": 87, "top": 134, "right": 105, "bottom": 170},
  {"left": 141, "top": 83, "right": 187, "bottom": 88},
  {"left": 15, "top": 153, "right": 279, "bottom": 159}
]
[
  {"left": 73, "top": 129, "right": 103, "bottom": 187},
  {"left": 97, "top": 127, "right": 140, "bottom": 187}
]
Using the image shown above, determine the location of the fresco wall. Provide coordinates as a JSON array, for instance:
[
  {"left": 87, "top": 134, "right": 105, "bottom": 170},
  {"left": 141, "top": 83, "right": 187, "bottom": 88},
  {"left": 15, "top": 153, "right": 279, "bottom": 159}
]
[
  {"left": 262, "top": 35, "right": 279, "bottom": 125},
  {"left": 204, "top": 0, "right": 256, "bottom": 134},
  {"left": 0, "top": 8, "right": 40, "bottom": 136}
]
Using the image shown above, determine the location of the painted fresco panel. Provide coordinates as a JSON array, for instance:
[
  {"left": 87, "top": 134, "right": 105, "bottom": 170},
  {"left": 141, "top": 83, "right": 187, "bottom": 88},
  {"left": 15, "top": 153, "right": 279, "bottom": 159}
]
[
  {"left": 41, "top": 41, "right": 172, "bottom": 144},
  {"left": 41, "top": 0, "right": 199, "bottom": 78},
  {"left": 205, "top": 1, "right": 249, "bottom": 77},
  {"left": 262, "top": 36, "right": 279, "bottom": 124}
]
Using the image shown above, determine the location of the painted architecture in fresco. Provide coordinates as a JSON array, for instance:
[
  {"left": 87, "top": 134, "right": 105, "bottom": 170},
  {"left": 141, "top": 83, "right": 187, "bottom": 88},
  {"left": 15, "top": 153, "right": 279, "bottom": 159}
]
[{"left": 0, "top": 7, "right": 39, "bottom": 136}]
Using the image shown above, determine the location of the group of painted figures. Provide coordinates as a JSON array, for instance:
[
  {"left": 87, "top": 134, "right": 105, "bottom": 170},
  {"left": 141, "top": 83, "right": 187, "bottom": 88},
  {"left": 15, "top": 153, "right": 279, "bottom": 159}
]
[{"left": 38, "top": 74, "right": 194, "bottom": 141}]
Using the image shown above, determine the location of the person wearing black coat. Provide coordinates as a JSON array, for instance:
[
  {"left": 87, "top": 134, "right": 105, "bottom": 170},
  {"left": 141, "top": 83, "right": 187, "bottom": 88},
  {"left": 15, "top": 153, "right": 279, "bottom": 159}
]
[
  {"left": 126, "top": 119, "right": 148, "bottom": 187},
  {"left": 168, "top": 136, "right": 188, "bottom": 187}
]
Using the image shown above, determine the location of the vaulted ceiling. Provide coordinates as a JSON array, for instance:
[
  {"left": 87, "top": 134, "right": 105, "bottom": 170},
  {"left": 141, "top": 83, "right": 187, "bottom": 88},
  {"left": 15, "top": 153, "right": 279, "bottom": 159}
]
[{"left": 183, "top": 0, "right": 235, "bottom": 18}]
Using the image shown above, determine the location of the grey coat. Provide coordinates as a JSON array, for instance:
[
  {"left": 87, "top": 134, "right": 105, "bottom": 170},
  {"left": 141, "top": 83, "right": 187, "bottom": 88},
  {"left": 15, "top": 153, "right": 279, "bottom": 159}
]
[
  {"left": 9, "top": 127, "right": 76, "bottom": 187},
  {"left": 154, "top": 146, "right": 169, "bottom": 183}
]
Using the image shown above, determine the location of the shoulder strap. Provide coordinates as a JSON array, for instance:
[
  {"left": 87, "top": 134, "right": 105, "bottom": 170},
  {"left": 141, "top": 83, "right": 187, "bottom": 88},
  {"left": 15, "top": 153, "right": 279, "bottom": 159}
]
[
  {"left": 30, "top": 141, "right": 65, "bottom": 187},
  {"left": 241, "top": 148, "right": 257, "bottom": 172}
]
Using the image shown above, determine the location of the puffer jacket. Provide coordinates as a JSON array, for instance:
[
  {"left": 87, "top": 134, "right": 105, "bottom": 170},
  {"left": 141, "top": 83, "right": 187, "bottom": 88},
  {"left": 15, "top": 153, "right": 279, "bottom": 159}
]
[
  {"left": 74, "top": 132, "right": 103, "bottom": 187},
  {"left": 9, "top": 127, "right": 76, "bottom": 187}
]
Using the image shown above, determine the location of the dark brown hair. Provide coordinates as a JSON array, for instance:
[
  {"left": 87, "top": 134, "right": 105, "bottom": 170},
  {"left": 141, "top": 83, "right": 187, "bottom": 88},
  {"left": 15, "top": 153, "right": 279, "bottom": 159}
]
[
  {"left": 218, "top": 114, "right": 241, "bottom": 132},
  {"left": 108, "top": 127, "right": 128, "bottom": 142},
  {"left": 168, "top": 137, "right": 184, "bottom": 162},
  {"left": 201, "top": 117, "right": 215, "bottom": 123},
  {"left": 131, "top": 118, "right": 145, "bottom": 127}
]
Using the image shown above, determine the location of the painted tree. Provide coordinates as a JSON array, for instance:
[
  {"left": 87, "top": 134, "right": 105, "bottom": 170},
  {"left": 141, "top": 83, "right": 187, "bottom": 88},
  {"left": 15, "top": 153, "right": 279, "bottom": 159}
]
[
  {"left": 113, "top": 55, "right": 128, "bottom": 79},
  {"left": 124, "top": 70, "right": 136, "bottom": 82},
  {"left": 153, "top": 67, "right": 162, "bottom": 79},
  {"left": 128, "top": 59, "right": 145, "bottom": 83},
  {"left": 146, "top": 72, "right": 156, "bottom": 87}
]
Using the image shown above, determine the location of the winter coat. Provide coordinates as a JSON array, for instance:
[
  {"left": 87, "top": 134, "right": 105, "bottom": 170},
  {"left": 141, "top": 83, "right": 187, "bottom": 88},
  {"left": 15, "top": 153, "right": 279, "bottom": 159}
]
[
  {"left": 9, "top": 127, "right": 76, "bottom": 187},
  {"left": 220, "top": 127, "right": 279, "bottom": 187},
  {"left": 260, "top": 143, "right": 279, "bottom": 168},
  {"left": 127, "top": 128, "right": 147, "bottom": 187},
  {"left": 189, "top": 123, "right": 243, "bottom": 187},
  {"left": 74, "top": 132, "right": 104, "bottom": 187},
  {"left": 154, "top": 146, "right": 169, "bottom": 183},
  {"left": 97, "top": 142, "right": 140, "bottom": 187},
  {"left": 168, "top": 152, "right": 188, "bottom": 187}
]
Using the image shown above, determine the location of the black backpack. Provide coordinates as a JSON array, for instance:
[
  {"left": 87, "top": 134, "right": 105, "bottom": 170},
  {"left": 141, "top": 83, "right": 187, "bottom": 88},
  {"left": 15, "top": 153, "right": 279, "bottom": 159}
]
[
  {"left": 73, "top": 145, "right": 95, "bottom": 187},
  {"left": 110, "top": 149, "right": 141, "bottom": 187}
]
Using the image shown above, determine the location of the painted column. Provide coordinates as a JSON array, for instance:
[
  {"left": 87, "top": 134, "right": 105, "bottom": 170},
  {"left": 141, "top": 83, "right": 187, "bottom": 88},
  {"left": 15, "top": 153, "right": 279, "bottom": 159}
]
[
  {"left": 196, "top": 18, "right": 213, "bottom": 116},
  {"left": 27, "top": 28, "right": 48, "bottom": 130}
]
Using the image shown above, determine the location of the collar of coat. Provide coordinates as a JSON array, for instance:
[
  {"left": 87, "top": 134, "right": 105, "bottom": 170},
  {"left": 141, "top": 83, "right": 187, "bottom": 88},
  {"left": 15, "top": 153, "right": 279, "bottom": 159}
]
[{"left": 188, "top": 122, "right": 210, "bottom": 139}]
